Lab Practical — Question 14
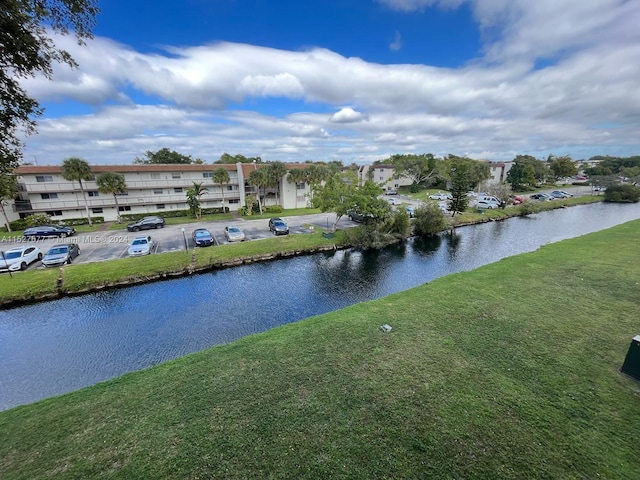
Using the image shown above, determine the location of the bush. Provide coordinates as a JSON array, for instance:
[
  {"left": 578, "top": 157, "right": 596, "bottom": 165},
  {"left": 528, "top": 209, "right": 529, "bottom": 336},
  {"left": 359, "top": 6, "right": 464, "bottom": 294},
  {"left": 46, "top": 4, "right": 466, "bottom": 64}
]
[
  {"left": 341, "top": 224, "right": 398, "bottom": 249},
  {"left": 265, "top": 205, "right": 283, "bottom": 213},
  {"left": 604, "top": 184, "right": 640, "bottom": 203},
  {"left": 413, "top": 204, "right": 446, "bottom": 236},
  {"left": 517, "top": 203, "right": 543, "bottom": 216},
  {"left": 409, "top": 182, "right": 420, "bottom": 193}
]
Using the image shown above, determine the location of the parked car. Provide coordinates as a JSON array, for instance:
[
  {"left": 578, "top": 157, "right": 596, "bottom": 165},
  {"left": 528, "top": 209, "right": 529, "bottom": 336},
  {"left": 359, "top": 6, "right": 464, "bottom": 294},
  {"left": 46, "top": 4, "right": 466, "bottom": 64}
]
[
  {"left": 268, "top": 217, "right": 289, "bottom": 235},
  {"left": 551, "top": 190, "right": 573, "bottom": 198},
  {"left": 429, "top": 192, "right": 452, "bottom": 201},
  {"left": 530, "top": 193, "right": 554, "bottom": 201},
  {"left": 405, "top": 206, "right": 415, "bottom": 218},
  {"left": 224, "top": 225, "right": 245, "bottom": 242},
  {"left": 384, "top": 188, "right": 397, "bottom": 195},
  {"left": 192, "top": 228, "right": 214, "bottom": 247},
  {"left": 127, "top": 236, "right": 155, "bottom": 256},
  {"left": 387, "top": 197, "right": 398, "bottom": 206},
  {"left": 512, "top": 195, "right": 526, "bottom": 205},
  {"left": 0, "top": 245, "right": 43, "bottom": 272},
  {"left": 126, "top": 216, "right": 165, "bottom": 232},
  {"left": 347, "top": 209, "right": 374, "bottom": 224},
  {"left": 41, "top": 243, "right": 80, "bottom": 267},
  {"left": 476, "top": 200, "right": 499, "bottom": 210},
  {"left": 23, "top": 225, "right": 76, "bottom": 238}
]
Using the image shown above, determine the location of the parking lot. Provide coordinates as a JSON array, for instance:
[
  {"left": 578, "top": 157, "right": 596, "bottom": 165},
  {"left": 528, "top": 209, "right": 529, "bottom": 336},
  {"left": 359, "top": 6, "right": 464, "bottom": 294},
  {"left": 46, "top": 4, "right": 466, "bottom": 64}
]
[{"left": 0, "top": 213, "right": 349, "bottom": 271}]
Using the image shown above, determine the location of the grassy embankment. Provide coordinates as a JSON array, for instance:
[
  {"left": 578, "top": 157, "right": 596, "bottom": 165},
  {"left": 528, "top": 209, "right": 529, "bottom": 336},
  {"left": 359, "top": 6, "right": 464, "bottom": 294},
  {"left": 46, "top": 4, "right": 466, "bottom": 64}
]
[
  {"left": 1, "top": 220, "right": 639, "bottom": 478},
  {"left": 0, "top": 198, "right": 602, "bottom": 305}
]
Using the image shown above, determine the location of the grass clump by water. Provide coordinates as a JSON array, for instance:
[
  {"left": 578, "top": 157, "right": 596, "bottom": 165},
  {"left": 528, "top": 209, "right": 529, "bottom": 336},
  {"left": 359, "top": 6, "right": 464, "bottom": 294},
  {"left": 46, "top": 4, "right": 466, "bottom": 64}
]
[{"left": 1, "top": 220, "right": 639, "bottom": 479}]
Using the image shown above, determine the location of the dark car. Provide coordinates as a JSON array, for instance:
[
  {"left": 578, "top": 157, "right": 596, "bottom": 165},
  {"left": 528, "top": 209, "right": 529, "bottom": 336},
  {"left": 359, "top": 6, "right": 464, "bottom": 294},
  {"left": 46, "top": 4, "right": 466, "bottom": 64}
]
[
  {"left": 126, "top": 216, "right": 165, "bottom": 232},
  {"left": 347, "top": 209, "right": 374, "bottom": 224},
  {"left": 268, "top": 217, "right": 289, "bottom": 235},
  {"left": 192, "top": 228, "right": 214, "bottom": 247},
  {"left": 23, "top": 225, "right": 76, "bottom": 239},
  {"left": 42, "top": 243, "right": 80, "bottom": 267}
]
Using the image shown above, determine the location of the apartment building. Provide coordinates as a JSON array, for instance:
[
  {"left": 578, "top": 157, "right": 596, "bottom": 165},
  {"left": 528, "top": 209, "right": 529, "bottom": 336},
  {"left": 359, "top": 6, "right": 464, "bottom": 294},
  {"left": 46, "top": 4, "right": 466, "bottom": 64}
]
[
  {"left": 13, "top": 163, "right": 311, "bottom": 223},
  {"left": 486, "top": 161, "right": 514, "bottom": 184},
  {"left": 357, "top": 164, "right": 413, "bottom": 190}
]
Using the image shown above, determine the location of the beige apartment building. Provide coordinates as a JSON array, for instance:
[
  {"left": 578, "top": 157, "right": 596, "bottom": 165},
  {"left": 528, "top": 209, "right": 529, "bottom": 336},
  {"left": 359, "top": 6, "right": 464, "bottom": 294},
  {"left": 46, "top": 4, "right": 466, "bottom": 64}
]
[{"left": 12, "top": 163, "right": 311, "bottom": 223}]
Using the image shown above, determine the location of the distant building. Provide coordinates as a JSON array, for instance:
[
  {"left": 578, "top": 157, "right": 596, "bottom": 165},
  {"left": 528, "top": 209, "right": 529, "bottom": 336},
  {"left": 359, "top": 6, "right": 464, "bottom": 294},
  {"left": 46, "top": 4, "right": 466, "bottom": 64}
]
[{"left": 357, "top": 164, "right": 413, "bottom": 190}]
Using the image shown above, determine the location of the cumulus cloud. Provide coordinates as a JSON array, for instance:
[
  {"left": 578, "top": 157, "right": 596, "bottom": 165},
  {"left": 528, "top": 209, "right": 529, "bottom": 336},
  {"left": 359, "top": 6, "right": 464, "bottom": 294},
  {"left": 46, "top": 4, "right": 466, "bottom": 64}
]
[
  {"left": 17, "top": 0, "right": 640, "bottom": 165},
  {"left": 330, "top": 107, "right": 369, "bottom": 123}
]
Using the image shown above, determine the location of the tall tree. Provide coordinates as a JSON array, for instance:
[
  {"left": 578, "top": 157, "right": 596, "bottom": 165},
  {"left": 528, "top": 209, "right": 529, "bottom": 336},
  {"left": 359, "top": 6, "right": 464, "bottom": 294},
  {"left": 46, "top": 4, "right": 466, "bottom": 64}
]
[
  {"left": 303, "top": 164, "right": 330, "bottom": 202},
  {"left": 1, "top": 0, "right": 99, "bottom": 170},
  {"left": 506, "top": 155, "right": 546, "bottom": 190},
  {"left": 212, "top": 167, "right": 230, "bottom": 212},
  {"left": 186, "top": 182, "right": 207, "bottom": 219},
  {"left": 548, "top": 155, "right": 577, "bottom": 180},
  {"left": 447, "top": 163, "right": 471, "bottom": 217},
  {"left": 133, "top": 148, "right": 193, "bottom": 164},
  {"left": 248, "top": 168, "right": 268, "bottom": 215},
  {"left": 96, "top": 171, "right": 127, "bottom": 223},
  {"left": 0, "top": 170, "right": 19, "bottom": 231},
  {"left": 265, "top": 161, "right": 287, "bottom": 205},
  {"left": 390, "top": 153, "right": 441, "bottom": 188},
  {"left": 61, "top": 157, "right": 94, "bottom": 225}
]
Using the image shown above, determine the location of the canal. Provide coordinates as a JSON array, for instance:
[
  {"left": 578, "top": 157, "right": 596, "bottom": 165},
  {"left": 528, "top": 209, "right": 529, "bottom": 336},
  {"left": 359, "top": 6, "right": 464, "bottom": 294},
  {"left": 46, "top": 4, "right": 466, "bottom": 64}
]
[{"left": 1, "top": 202, "right": 640, "bottom": 411}]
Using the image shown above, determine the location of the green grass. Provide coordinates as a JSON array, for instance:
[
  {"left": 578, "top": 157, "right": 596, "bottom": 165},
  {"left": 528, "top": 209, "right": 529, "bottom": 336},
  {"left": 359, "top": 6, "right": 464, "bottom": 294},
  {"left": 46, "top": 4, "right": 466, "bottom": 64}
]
[{"left": 1, "top": 220, "right": 639, "bottom": 479}]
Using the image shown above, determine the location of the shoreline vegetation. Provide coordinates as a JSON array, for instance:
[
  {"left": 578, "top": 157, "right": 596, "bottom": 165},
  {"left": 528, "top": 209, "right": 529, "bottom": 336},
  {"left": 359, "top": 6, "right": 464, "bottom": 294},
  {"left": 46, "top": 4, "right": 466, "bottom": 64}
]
[
  {"left": 0, "top": 196, "right": 603, "bottom": 308},
  {"left": 1, "top": 216, "right": 638, "bottom": 478}
]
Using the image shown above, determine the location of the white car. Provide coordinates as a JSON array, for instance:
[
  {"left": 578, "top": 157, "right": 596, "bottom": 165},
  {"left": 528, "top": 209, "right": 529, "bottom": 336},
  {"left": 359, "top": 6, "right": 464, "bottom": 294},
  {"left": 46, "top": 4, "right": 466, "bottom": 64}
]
[
  {"left": 0, "top": 245, "right": 43, "bottom": 272},
  {"left": 476, "top": 200, "right": 499, "bottom": 209},
  {"left": 128, "top": 236, "right": 155, "bottom": 256},
  {"left": 430, "top": 192, "right": 452, "bottom": 201}
]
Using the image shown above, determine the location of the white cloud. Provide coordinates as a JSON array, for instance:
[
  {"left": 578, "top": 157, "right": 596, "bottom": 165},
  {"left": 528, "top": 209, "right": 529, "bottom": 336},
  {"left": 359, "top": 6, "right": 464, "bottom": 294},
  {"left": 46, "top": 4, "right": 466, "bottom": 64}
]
[
  {"left": 18, "top": 1, "right": 640, "bottom": 165},
  {"left": 390, "top": 31, "right": 403, "bottom": 51},
  {"left": 330, "top": 107, "right": 369, "bottom": 123}
]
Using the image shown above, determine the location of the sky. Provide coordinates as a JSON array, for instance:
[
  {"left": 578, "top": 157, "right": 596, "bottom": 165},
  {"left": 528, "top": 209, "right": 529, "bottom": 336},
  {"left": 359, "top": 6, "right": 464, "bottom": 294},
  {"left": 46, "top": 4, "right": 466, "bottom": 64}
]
[{"left": 18, "top": 0, "right": 640, "bottom": 166}]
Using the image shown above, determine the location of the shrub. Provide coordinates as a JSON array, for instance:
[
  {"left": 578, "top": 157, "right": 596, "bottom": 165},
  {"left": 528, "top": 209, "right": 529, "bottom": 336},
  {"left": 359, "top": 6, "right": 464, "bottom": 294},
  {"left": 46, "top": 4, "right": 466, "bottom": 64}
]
[
  {"left": 413, "top": 204, "right": 446, "bottom": 236},
  {"left": 517, "top": 203, "right": 543, "bottom": 216},
  {"left": 265, "top": 205, "right": 283, "bottom": 213},
  {"left": 604, "top": 184, "right": 640, "bottom": 203}
]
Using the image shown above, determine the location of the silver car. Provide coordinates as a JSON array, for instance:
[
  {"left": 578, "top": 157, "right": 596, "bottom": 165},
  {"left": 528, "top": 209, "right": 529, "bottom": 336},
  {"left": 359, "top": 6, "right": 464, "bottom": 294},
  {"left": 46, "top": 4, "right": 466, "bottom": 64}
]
[
  {"left": 224, "top": 225, "right": 245, "bottom": 242},
  {"left": 42, "top": 243, "right": 80, "bottom": 267},
  {"left": 128, "top": 236, "right": 155, "bottom": 256}
]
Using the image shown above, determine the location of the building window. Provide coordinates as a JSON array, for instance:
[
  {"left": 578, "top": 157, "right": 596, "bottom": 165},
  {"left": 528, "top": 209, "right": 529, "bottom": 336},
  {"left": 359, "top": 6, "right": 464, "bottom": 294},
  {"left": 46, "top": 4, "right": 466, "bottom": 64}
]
[
  {"left": 88, "top": 191, "right": 99, "bottom": 197},
  {"left": 150, "top": 173, "right": 161, "bottom": 179},
  {"left": 174, "top": 187, "right": 183, "bottom": 193},
  {"left": 115, "top": 191, "right": 129, "bottom": 196},
  {"left": 228, "top": 198, "right": 239, "bottom": 204},
  {"left": 36, "top": 175, "right": 53, "bottom": 182},
  {"left": 202, "top": 172, "right": 213, "bottom": 178},
  {"left": 118, "top": 206, "right": 132, "bottom": 212},
  {"left": 156, "top": 204, "right": 165, "bottom": 209},
  {"left": 296, "top": 182, "right": 306, "bottom": 190},
  {"left": 153, "top": 189, "right": 163, "bottom": 194},
  {"left": 40, "top": 193, "right": 58, "bottom": 199},
  {"left": 226, "top": 185, "right": 233, "bottom": 191},
  {"left": 92, "top": 208, "right": 103, "bottom": 214},
  {"left": 379, "top": 176, "right": 384, "bottom": 181},
  {"left": 171, "top": 173, "right": 181, "bottom": 179},
  {"left": 45, "top": 210, "right": 63, "bottom": 216}
]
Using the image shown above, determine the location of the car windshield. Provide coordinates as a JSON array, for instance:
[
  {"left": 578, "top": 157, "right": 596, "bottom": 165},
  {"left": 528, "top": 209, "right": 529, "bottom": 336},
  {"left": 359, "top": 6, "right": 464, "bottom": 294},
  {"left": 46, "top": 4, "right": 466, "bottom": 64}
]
[
  {"left": 228, "top": 227, "right": 241, "bottom": 233},
  {"left": 195, "top": 231, "right": 210, "bottom": 237},
  {"left": 47, "top": 247, "right": 68, "bottom": 255},
  {"left": 132, "top": 239, "right": 148, "bottom": 245},
  {"left": 274, "top": 221, "right": 285, "bottom": 226},
  {"left": 4, "top": 251, "right": 22, "bottom": 259}
]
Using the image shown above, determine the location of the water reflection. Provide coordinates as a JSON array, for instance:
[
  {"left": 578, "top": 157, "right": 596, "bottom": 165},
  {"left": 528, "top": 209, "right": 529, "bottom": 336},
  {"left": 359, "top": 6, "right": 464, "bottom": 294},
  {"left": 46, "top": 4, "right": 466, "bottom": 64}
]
[{"left": 1, "top": 202, "right": 640, "bottom": 411}]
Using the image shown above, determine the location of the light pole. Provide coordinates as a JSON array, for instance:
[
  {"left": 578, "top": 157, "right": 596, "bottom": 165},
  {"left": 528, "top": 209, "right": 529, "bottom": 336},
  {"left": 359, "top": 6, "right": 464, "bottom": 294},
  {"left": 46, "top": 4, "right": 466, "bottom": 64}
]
[{"left": 181, "top": 228, "right": 188, "bottom": 251}]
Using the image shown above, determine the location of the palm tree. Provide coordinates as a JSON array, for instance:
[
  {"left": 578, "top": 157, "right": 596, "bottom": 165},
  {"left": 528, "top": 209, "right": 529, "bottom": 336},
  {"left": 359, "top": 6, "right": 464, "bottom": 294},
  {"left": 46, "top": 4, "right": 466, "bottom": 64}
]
[
  {"left": 96, "top": 172, "right": 127, "bottom": 223},
  {"left": 304, "top": 164, "right": 329, "bottom": 203},
  {"left": 212, "top": 167, "right": 230, "bottom": 213},
  {"left": 61, "top": 157, "right": 94, "bottom": 226},
  {"left": 0, "top": 171, "right": 19, "bottom": 232},
  {"left": 248, "top": 168, "right": 268, "bottom": 215},
  {"left": 286, "top": 168, "right": 307, "bottom": 209},
  {"left": 186, "top": 181, "right": 207, "bottom": 219},
  {"left": 265, "top": 161, "right": 287, "bottom": 205}
]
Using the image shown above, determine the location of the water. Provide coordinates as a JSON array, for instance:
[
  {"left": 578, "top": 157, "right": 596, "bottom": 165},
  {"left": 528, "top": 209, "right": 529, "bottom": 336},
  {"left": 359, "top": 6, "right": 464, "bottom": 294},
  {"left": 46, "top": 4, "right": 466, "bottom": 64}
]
[{"left": 1, "top": 203, "right": 640, "bottom": 411}]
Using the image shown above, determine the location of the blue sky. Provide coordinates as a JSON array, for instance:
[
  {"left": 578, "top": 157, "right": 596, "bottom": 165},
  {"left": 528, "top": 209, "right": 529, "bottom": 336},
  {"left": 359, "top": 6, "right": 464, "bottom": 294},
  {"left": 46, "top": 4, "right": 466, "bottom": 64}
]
[{"left": 20, "top": 0, "right": 640, "bottom": 165}]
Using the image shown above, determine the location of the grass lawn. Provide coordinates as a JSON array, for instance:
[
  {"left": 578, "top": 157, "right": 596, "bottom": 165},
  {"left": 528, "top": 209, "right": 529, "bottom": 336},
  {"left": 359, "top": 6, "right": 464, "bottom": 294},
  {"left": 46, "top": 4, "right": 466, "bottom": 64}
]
[{"left": 1, "top": 220, "right": 639, "bottom": 479}]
